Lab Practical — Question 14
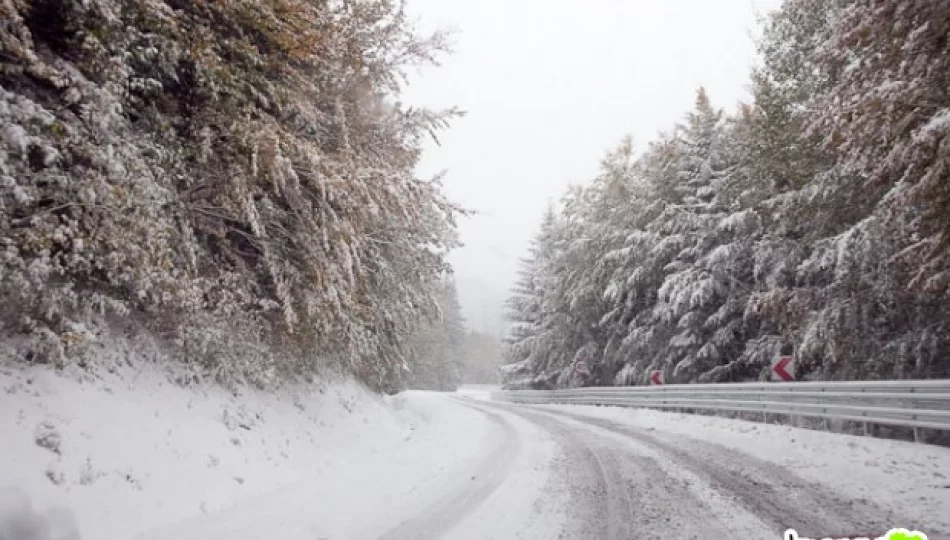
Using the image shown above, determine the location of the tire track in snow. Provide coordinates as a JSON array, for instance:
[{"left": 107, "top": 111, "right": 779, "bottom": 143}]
[
  {"left": 472, "top": 400, "right": 746, "bottom": 539},
  {"left": 537, "top": 406, "right": 911, "bottom": 538},
  {"left": 489, "top": 405, "right": 634, "bottom": 539},
  {"left": 376, "top": 401, "right": 521, "bottom": 540}
]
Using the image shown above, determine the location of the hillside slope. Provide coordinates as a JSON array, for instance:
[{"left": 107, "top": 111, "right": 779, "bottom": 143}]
[
  {"left": 0, "top": 356, "right": 502, "bottom": 540},
  {"left": 0, "top": 0, "right": 461, "bottom": 390}
]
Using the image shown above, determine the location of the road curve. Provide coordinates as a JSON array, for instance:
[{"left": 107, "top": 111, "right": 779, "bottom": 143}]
[
  {"left": 448, "top": 397, "right": 924, "bottom": 540},
  {"left": 533, "top": 405, "right": 905, "bottom": 537}
]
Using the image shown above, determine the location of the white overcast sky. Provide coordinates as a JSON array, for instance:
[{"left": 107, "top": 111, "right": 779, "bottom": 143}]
[{"left": 402, "top": 0, "right": 783, "bottom": 335}]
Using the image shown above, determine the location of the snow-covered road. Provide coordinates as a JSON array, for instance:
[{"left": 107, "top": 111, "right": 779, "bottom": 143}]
[
  {"left": 4, "top": 373, "right": 950, "bottom": 540},
  {"left": 427, "top": 394, "right": 947, "bottom": 540},
  {"left": 157, "top": 391, "right": 948, "bottom": 540},
  {"left": 384, "top": 388, "right": 950, "bottom": 540},
  {"left": 460, "top": 400, "right": 929, "bottom": 539}
]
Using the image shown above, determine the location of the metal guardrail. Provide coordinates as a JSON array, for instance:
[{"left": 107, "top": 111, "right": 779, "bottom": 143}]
[{"left": 492, "top": 380, "right": 950, "bottom": 435}]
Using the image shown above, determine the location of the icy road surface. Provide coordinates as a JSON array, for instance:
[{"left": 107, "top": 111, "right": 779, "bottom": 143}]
[{"left": 4, "top": 374, "right": 949, "bottom": 540}]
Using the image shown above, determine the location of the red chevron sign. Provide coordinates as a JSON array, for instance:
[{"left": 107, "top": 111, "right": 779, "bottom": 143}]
[
  {"left": 772, "top": 355, "right": 795, "bottom": 382},
  {"left": 650, "top": 370, "right": 663, "bottom": 385}
]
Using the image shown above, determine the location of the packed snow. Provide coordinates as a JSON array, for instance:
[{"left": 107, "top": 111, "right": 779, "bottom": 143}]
[{"left": 537, "top": 403, "right": 950, "bottom": 535}]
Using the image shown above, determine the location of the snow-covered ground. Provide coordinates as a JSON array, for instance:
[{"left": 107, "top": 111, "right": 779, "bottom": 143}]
[
  {"left": 0, "top": 364, "right": 555, "bottom": 540},
  {"left": 5, "top": 366, "right": 950, "bottom": 540}
]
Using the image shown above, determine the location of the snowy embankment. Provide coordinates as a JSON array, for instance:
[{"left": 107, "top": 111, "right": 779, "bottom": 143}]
[{"left": 0, "top": 362, "right": 521, "bottom": 540}]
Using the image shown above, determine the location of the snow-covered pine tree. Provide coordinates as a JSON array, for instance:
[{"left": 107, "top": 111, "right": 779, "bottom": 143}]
[
  {"left": 500, "top": 208, "right": 558, "bottom": 388},
  {"left": 788, "top": 0, "right": 950, "bottom": 378}
]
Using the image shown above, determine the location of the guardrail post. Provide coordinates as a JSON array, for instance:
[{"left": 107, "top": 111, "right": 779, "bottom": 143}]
[{"left": 913, "top": 427, "right": 921, "bottom": 443}]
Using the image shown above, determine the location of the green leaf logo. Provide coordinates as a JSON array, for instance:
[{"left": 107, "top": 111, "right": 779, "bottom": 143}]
[{"left": 886, "top": 528, "right": 927, "bottom": 540}]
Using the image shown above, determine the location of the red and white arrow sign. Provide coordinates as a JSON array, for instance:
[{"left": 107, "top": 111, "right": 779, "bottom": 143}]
[
  {"left": 649, "top": 370, "right": 663, "bottom": 385},
  {"left": 772, "top": 355, "right": 795, "bottom": 382}
]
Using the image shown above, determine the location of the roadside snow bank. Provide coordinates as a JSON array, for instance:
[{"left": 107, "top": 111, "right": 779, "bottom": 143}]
[
  {"left": 542, "top": 404, "right": 950, "bottom": 535},
  {"left": 0, "top": 362, "right": 481, "bottom": 540},
  {"left": 143, "top": 391, "right": 498, "bottom": 540}
]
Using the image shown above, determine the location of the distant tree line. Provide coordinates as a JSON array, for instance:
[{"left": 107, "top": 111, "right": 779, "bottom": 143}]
[
  {"left": 404, "top": 278, "right": 465, "bottom": 392},
  {"left": 406, "top": 289, "right": 505, "bottom": 391},
  {"left": 461, "top": 330, "right": 502, "bottom": 384}
]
